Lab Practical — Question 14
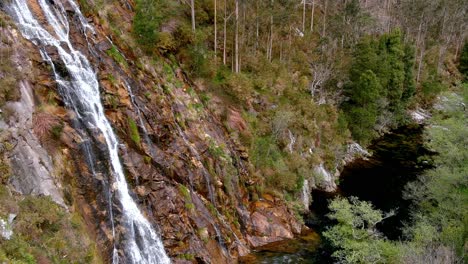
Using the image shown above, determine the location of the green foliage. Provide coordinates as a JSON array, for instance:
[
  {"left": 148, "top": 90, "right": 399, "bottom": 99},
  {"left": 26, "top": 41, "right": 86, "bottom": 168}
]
[
  {"left": 127, "top": 118, "right": 141, "bottom": 147},
  {"left": 402, "top": 44, "right": 416, "bottom": 102},
  {"left": 0, "top": 187, "right": 96, "bottom": 263},
  {"left": 106, "top": 45, "right": 127, "bottom": 67},
  {"left": 458, "top": 42, "right": 468, "bottom": 81},
  {"left": 343, "top": 30, "right": 416, "bottom": 144},
  {"left": 324, "top": 197, "right": 401, "bottom": 263},
  {"left": 178, "top": 184, "right": 191, "bottom": 200},
  {"left": 251, "top": 136, "right": 283, "bottom": 169},
  {"left": 133, "top": 0, "right": 177, "bottom": 53},
  {"left": 327, "top": 88, "right": 467, "bottom": 263},
  {"left": 343, "top": 70, "right": 381, "bottom": 143},
  {"left": 0, "top": 46, "right": 21, "bottom": 107},
  {"left": 421, "top": 78, "right": 443, "bottom": 102},
  {"left": 207, "top": 139, "right": 230, "bottom": 163},
  {"left": 50, "top": 123, "right": 64, "bottom": 140},
  {"left": 177, "top": 253, "right": 195, "bottom": 260},
  {"left": 403, "top": 89, "right": 468, "bottom": 261}
]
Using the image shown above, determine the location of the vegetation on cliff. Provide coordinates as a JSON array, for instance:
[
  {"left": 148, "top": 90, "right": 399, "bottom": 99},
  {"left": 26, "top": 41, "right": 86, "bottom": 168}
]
[
  {"left": 0, "top": 186, "right": 99, "bottom": 264},
  {"left": 0, "top": 0, "right": 466, "bottom": 261},
  {"left": 324, "top": 86, "right": 468, "bottom": 263},
  {"left": 125, "top": 0, "right": 466, "bottom": 201}
]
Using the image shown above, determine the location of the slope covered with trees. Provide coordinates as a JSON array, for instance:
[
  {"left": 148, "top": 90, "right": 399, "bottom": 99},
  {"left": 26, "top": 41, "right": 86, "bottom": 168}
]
[{"left": 124, "top": 0, "right": 467, "bottom": 193}]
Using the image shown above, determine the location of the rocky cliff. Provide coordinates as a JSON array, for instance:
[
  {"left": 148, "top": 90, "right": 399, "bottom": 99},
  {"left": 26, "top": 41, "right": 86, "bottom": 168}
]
[{"left": 0, "top": 1, "right": 305, "bottom": 262}]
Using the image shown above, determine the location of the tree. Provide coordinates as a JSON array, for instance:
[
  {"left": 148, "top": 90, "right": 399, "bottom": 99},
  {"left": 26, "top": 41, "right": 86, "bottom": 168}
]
[
  {"left": 310, "top": 0, "right": 315, "bottom": 32},
  {"left": 401, "top": 43, "right": 416, "bottom": 103},
  {"left": 344, "top": 69, "right": 382, "bottom": 144},
  {"left": 190, "top": 0, "right": 196, "bottom": 31},
  {"left": 234, "top": 0, "right": 239, "bottom": 72},
  {"left": 324, "top": 197, "right": 399, "bottom": 264},
  {"left": 214, "top": 0, "right": 217, "bottom": 61},
  {"left": 378, "top": 30, "right": 405, "bottom": 113}
]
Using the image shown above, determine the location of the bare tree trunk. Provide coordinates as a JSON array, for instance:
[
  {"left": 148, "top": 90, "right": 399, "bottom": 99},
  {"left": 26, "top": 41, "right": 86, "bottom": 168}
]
[
  {"left": 255, "top": 1, "right": 259, "bottom": 55},
  {"left": 268, "top": 0, "right": 274, "bottom": 62},
  {"left": 223, "top": 0, "right": 227, "bottom": 65},
  {"left": 437, "top": 8, "right": 447, "bottom": 74},
  {"left": 269, "top": 18, "right": 273, "bottom": 61},
  {"left": 455, "top": 37, "right": 461, "bottom": 58},
  {"left": 302, "top": 0, "right": 306, "bottom": 32},
  {"left": 214, "top": 0, "right": 217, "bottom": 61},
  {"left": 416, "top": 14, "right": 424, "bottom": 46},
  {"left": 235, "top": 0, "right": 239, "bottom": 73},
  {"left": 191, "top": 0, "right": 196, "bottom": 31},
  {"left": 322, "top": 0, "right": 327, "bottom": 38},
  {"left": 416, "top": 44, "right": 425, "bottom": 83},
  {"left": 279, "top": 41, "right": 283, "bottom": 62},
  {"left": 310, "top": 0, "right": 315, "bottom": 32}
]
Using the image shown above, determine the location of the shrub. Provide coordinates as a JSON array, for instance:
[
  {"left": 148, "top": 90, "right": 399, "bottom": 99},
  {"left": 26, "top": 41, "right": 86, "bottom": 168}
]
[
  {"left": 106, "top": 45, "right": 127, "bottom": 67},
  {"left": 0, "top": 191, "right": 97, "bottom": 263}
]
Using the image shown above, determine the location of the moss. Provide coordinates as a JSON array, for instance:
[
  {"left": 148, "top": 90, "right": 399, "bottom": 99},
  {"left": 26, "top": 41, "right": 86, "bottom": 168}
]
[
  {"left": 107, "top": 73, "right": 118, "bottom": 87},
  {"left": 185, "top": 202, "right": 195, "bottom": 211},
  {"left": 50, "top": 123, "right": 64, "bottom": 140},
  {"left": 143, "top": 155, "right": 152, "bottom": 164},
  {"left": 106, "top": 45, "right": 127, "bottom": 68},
  {"left": 200, "top": 92, "right": 211, "bottom": 105},
  {"left": 127, "top": 118, "right": 141, "bottom": 147},
  {"left": 207, "top": 139, "right": 230, "bottom": 163},
  {"left": 177, "top": 253, "right": 195, "bottom": 260},
  {"left": 207, "top": 203, "right": 216, "bottom": 216},
  {"left": 178, "top": 184, "right": 191, "bottom": 200}
]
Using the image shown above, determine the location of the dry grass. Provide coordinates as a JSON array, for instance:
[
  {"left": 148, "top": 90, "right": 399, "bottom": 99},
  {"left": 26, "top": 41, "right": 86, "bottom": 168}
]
[{"left": 32, "top": 111, "right": 60, "bottom": 140}]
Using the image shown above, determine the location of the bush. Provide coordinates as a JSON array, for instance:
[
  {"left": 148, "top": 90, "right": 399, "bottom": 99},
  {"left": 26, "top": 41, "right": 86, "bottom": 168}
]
[
  {"left": 133, "top": 0, "right": 168, "bottom": 53},
  {"left": 0, "top": 190, "right": 97, "bottom": 263},
  {"left": 324, "top": 197, "right": 401, "bottom": 264}
]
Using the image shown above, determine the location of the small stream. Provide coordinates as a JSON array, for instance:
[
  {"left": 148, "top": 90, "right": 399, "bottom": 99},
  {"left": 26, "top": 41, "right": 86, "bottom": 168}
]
[{"left": 242, "top": 124, "right": 434, "bottom": 263}]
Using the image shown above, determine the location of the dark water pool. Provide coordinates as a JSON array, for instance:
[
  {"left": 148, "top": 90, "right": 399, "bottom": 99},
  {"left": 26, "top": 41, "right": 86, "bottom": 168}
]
[{"left": 242, "top": 124, "right": 434, "bottom": 262}]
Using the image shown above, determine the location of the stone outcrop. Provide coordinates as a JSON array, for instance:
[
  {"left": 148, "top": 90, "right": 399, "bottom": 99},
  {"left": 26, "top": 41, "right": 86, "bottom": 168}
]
[{"left": 0, "top": 25, "right": 64, "bottom": 206}]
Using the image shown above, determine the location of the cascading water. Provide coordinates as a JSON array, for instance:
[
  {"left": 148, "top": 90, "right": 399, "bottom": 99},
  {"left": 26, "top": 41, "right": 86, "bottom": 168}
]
[{"left": 6, "top": 0, "right": 170, "bottom": 263}]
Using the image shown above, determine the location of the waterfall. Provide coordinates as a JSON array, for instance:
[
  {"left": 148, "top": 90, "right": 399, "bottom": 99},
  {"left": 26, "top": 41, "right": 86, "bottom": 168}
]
[{"left": 6, "top": 0, "right": 170, "bottom": 263}]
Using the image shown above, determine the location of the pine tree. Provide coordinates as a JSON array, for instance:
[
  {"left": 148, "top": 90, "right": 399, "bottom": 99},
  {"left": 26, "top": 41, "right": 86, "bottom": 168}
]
[{"left": 344, "top": 70, "right": 382, "bottom": 143}]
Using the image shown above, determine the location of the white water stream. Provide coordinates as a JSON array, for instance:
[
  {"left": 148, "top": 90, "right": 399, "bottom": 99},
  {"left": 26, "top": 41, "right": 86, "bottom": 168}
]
[{"left": 6, "top": 0, "right": 170, "bottom": 263}]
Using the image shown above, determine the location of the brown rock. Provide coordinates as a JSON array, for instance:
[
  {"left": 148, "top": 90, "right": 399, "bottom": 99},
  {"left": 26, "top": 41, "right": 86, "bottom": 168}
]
[{"left": 135, "top": 185, "right": 149, "bottom": 196}]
